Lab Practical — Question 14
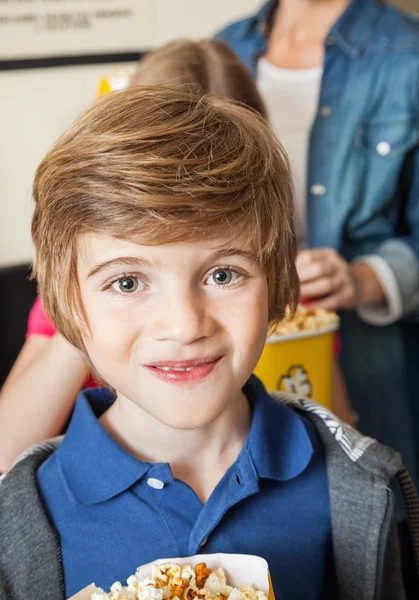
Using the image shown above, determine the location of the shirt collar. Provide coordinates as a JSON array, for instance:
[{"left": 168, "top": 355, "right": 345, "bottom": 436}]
[
  {"left": 328, "top": 0, "right": 383, "bottom": 59},
  {"left": 57, "top": 376, "right": 313, "bottom": 506},
  {"left": 247, "top": 0, "right": 383, "bottom": 59},
  {"left": 239, "top": 0, "right": 276, "bottom": 41},
  {"left": 243, "top": 376, "right": 313, "bottom": 481},
  {"left": 57, "top": 389, "right": 152, "bottom": 505}
]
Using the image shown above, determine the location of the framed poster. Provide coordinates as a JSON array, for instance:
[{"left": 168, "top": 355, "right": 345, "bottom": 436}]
[{"left": 0, "top": 0, "right": 153, "bottom": 68}]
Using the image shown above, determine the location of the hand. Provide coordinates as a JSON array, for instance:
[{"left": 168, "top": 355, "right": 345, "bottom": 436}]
[{"left": 297, "top": 248, "right": 385, "bottom": 311}]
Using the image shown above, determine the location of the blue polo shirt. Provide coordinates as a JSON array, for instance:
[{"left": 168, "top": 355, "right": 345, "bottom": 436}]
[{"left": 37, "top": 376, "right": 335, "bottom": 600}]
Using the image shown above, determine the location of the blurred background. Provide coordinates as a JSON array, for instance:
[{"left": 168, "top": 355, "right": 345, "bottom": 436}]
[
  {"left": 0, "top": 0, "right": 416, "bottom": 267},
  {"left": 0, "top": 0, "right": 418, "bottom": 375},
  {"left": 0, "top": 0, "right": 257, "bottom": 267}
]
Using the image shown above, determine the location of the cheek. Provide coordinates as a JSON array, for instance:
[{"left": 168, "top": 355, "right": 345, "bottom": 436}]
[
  {"left": 227, "top": 282, "right": 269, "bottom": 362},
  {"left": 81, "top": 296, "right": 139, "bottom": 365},
  {"left": 245, "top": 291, "right": 269, "bottom": 355}
]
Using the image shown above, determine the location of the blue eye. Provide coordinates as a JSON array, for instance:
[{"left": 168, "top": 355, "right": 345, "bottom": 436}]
[
  {"left": 111, "top": 277, "right": 144, "bottom": 294},
  {"left": 206, "top": 269, "right": 240, "bottom": 286}
]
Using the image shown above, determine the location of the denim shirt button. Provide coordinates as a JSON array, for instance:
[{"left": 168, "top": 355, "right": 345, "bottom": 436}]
[
  {"left": 320, "top": 106, "right": 332, "bottom": 118},
  {"left": 200, "top": 537, "right": 208, "bottom": 547},
  {"left": 376, "top": 141, "right": 391, "bottom": 156},
  {"left": 310, "top": 184, "right": 326, "bottom": 196},
  {"left": 326, "top": 35, "right": 337, "bottom": 46}
]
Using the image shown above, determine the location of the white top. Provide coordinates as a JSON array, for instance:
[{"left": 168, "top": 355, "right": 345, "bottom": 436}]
[
  {"left": 256, "top": 58, "right": 402, "bottom": 324},
  {"left": 257, "top": 58, "right": 323, "bottom": 248}
]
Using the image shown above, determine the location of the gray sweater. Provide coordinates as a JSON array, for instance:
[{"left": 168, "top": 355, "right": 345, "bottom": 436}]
[{"left": 0, "top": 395, "right": 418, "bottom": 600}]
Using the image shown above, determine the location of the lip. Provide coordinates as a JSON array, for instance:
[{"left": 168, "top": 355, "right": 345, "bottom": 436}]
[{"left": 144, "top": 356, "right": 223, "bottom": 385}]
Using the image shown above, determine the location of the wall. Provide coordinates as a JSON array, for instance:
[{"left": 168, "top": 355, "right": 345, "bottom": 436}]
[{"left": 0, "top": 0, "right": 261, "bottom": 267}]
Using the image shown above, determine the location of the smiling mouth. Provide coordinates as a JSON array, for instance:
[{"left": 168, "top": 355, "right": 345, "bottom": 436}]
[
  {"left": 155, "top": 366, "right": 195, "bottom": 372},
  {"left": 144, "top": 357, "right": 223, "bottom": 385}
]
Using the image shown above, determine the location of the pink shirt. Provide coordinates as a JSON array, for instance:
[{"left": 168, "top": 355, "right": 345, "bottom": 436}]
[{"left": 27, "top": 296, "right": 56, "bottom": 338}]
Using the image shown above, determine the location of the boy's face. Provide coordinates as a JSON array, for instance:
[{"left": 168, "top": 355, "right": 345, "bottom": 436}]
[{"left": 78, "top": 233, "right": 269, "bottom": 430}]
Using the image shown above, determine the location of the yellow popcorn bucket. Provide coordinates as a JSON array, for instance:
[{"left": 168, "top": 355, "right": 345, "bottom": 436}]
[
  {"left": 254, "top": 323, "right": 339, "bottom": 408},
  {"left": 69, "top": 554, "right": 275, "bottom": 600}
]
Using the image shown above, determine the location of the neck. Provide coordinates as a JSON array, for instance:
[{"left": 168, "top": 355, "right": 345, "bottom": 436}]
[
  {"left": 271, "top": 0, "right": 350, "bottom": 42},
  {"left": 100, "top": 390, "right": 251, "bottom": 503},
  {"left": 265, "top": 0, "right": 350, "bottom": 69}
]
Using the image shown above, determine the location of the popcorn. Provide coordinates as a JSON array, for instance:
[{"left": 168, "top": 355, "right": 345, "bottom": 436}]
[
  {"left": 227, "top": 591, "right": 242, "bottom": 600},
  {"left": 195, "top": 564, "right": 212, "bottom": 589},
  {"left": 184, "top": 585, "right": 201, "bottom": 600},
  {"left": 272, "top": 305, "right": 339, "bottom": 337},
  {"left": 152, "top": 564, "right": 170, "bottom": 586},
  {"left": 203, "top": 573, "right": 221, "bottom": 596},
  {"left": 181, "top": 566, "right": 195, "bottom": 583},
  {"left": 111, "top": 583, "right": 123, "bottom": 594},
  {"left": 169, "top": 576, "right": 187, "bottom": 598},
  {"left": 126, "top": 576, "right": 139, "bottom": 593},
  {"left": 91, "top": 584, "right": 136, "bottom": 600},
  {"left": 138, "top": 588, "right": 163, "bottom": 600},
  {"left": 139, "top": 578, "right": 159, "bottom": 591},
  {"left": 167, "top": 565, "right": 182, "bottom": 580},
  {"left": 90, "top": 562, "right": 268, "bottom": 600},
  {"left": 240, "top": 585, "right": 256, "bottom": 600}
]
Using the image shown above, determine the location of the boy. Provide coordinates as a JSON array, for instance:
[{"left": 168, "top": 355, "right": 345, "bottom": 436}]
[{"left": 0, "top": 86, "right": 417, "bottom": 600}]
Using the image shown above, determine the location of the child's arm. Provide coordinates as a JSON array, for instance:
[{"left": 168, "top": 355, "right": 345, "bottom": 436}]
[{"left": 0, "top": 333, "right": 88, "bottom": 473}]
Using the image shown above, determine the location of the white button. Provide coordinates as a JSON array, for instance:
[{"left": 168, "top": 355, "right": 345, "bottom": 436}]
[
  {"left": 147, "top": 478, "right": 165, "bottom": 490},
  {"left": 326, "top": 35, "right": 337, "bottom": 46},
  {"left": 376, "top": 141, "right": 391, "bottom": 156},
  {"left": 200, "top": 537, "right": 208, "bottom": 547},
  {"left": 320, "top": 106, "right": 332, "bottom": 117},
  {"left": 310, "top": 184, "right": 326, "bottom": 196}
]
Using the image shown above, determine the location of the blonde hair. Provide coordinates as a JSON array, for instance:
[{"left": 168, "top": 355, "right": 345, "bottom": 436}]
[
  {"left": 130, "top": 39, "right": 267, "bottom": 118},
  {"left": 32, "top": 86, "right": 298, "bottom": 350}
]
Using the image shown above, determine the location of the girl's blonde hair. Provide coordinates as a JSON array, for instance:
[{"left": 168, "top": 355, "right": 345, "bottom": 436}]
[{"left": 131, "top": 39, "right": 267, "bottom": 118}]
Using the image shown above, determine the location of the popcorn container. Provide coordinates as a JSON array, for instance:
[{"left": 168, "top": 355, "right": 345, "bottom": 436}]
[
  {"left": 68, "top": 553, "right": 275, "bottom": 600},
  {"left": 254, "top": 323, "right": 339, "bottom": 408}
]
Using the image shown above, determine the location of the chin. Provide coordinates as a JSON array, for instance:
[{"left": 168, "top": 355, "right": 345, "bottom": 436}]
[{"left": 147, "top": 395, "right": 229, "bottom": 431}]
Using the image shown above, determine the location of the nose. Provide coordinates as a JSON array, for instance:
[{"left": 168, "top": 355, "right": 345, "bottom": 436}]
[{"left": 149, "top": 288, "right": 216, "bottom": 346}]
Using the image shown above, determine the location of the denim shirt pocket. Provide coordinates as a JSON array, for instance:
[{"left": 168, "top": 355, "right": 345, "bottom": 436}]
[{"left": 354, "top": 115, "right": 419, "bottom": 158}]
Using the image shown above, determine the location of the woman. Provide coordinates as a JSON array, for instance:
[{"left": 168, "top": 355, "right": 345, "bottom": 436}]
[{"left": 217, "top": 0, "right": 419, "bottom": 489}]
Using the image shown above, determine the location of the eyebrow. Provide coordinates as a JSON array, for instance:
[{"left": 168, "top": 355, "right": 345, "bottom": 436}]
[
  {"left": 87, "top": 248, "right": 258, "bottom": 279},
  {"left": 87, "top": 256, "right": 152, "bottom": 279},
  {"left": 208, "top": 248, "right": 258, "bottom": 264}
]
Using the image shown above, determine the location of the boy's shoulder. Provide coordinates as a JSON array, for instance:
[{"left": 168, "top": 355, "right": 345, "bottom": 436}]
[
  {"left": 272, "top": 393, "right": 416, "bottom": 600},
  {"left": 270, "top": 392, "right": 401, "bottom": 479},
  {"left": 0, "top": 441, "right": 63, "bottom": 600}
]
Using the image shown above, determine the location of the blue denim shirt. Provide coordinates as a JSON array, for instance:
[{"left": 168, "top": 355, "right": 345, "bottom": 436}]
[{"left": 217, "top": 0, "right": 419, "bottom": 318}]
